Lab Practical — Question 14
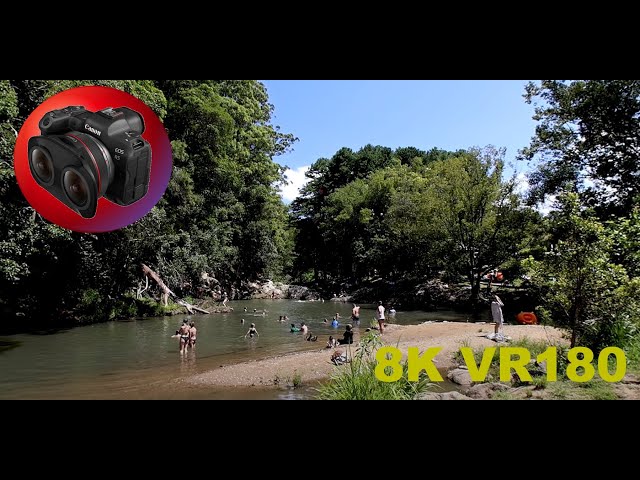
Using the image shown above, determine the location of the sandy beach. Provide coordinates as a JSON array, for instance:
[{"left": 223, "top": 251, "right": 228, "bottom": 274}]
[{"left": 186, "top": 322, "right": 565, "bottom": 389}]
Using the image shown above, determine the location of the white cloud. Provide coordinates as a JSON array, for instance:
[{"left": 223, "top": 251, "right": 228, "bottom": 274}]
[
  {"left": 514, "top": 171, "right": 556, "bottom": 216},
  {"left": 514, "top": 172, "right": 529, "bottom": 197},
  {"left": 280, "top": 166, "right": 310, "bottom": 203},
  {"left": 537, "top": 195, "right": 556, "bottom": 216}
]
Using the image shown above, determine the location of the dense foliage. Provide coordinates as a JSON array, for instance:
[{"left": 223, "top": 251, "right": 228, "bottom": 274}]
[
  {"left": 522, "top": 80, "right": 640, "bottom": 354},
  {"left": 290, "top": 145, "right": 540, "bottom": 304},
  {"left": 1, "top": 79, "right": 639, "bottom": 358},
  {"left": 521, "top": 80, "right": 640, "bottom": 219},
  {"left": 0, "top": 80, "right": 296, "bottom": 330},
  {"left": 523, "top": 191, "right": 640, "bottom": 351}
]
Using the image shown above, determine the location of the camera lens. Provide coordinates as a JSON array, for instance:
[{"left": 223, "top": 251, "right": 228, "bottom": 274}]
[
  {"left": 63, "top": 170, "right": 90, "bottom": 207},
  {"left": 30, "top": 147, "right": 54, "bottom": 184},
  {"left": 64, "top": 132, "right": 114, "bottom": 197}
]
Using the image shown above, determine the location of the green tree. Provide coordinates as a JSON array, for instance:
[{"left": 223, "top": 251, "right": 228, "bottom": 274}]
[
  {"left": 420, "top": 147, "right": 537, "bottom": 305},
  {"left": 0, "top": 80, "right": 296, "bottom": 329},
  {"left": 522, "top": 80, "right": 640, "bottom": 217},
  {"left": 524, "top": 190, "right": 640, "bottom": 350},
  {"left": 607, "top": 207, "right": 640, "bottom": 279},
  {"left": 290, "top": 144, "right": 444, "bottom": 284}
]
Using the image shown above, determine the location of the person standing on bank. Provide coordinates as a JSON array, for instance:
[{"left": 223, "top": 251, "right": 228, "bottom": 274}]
[
  {"left": 491, "top": 294, "right": 505, "bottom": 335},
  {"left": 376, "top": 301, "right": 386, "bottom": 334}
]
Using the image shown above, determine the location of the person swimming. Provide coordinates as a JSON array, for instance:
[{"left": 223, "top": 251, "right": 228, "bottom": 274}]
[{"left": 290, "top": 323, "right": 300, "bottom": 332}]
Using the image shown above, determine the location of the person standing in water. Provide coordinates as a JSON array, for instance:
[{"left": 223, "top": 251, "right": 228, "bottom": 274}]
[
  {"left": 189, "top": 321, "right": 197, "bottom": 349},
  {"left": 376, "top": 301, "right": 386, "bottom": 334},
  {"left": 245, "top": 323, "right": 259, "bottom": 339},
  {"left": 351, "top": 304, "right": 360, "bottom": 325},
  {"left": 178, "top": 319, "right": 191, "bottom": 353}
]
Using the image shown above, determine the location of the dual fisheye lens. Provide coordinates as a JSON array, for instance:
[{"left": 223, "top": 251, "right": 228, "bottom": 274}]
[{"left": 29, "top": 147, "right": 89, "bottom": 207}]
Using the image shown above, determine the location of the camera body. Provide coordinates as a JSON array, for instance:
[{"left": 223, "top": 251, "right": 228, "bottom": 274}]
[{"left": 27, "top": 106, "right": 152, "bottom": 218}]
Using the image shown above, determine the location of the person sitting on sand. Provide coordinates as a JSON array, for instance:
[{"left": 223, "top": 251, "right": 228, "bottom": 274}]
[
  {"left": 338, "top": 324, "right": 354, "bottom": 345},
  {"left": 331, "top": 349, "right": 348, "bottom": 365},
  {"left": 245, "top": 323, "right": 259, "bottom": 339},
  {"left": 326, "top": 336, "right": 338, "bottom": 349}
]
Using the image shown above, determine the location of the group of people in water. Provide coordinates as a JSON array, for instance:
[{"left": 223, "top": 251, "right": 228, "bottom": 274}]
[
  {"left": 174, "top": 302, "right": 396, "bottom": 353},
  {"left": 173, "top": 319, "right": 197, "bottom": 354}
]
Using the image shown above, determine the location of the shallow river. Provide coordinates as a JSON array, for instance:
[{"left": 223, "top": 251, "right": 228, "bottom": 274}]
[{"left": 0, "top": 300, "right": 471, "bottom": 399}]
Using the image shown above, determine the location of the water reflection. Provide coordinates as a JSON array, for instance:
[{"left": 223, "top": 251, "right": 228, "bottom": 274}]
[{"left": 180, "top": 349, "right": 197, "bottom": 374}]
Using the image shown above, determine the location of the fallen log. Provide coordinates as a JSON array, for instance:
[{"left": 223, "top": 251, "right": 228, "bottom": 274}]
[{"left": 141, "top": 264, "right": 210, "bottom": 314}]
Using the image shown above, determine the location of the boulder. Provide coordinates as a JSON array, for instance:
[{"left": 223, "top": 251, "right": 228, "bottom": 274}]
[
  {"left": 447, "top": 368, "right": 472, "bottom": 386},
  {"left": 288, "top": 285, "right": 321, "bottom": 301},
  {"left": 465, "top": 382, "right": 510, "bottom": 399}
]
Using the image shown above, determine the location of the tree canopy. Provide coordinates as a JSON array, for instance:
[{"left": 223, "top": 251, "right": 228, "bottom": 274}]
[
  {"left": 521, "top": 80, "right": 640, "bottom": 218},
  {"left": 0, "top": 80, "right": 296, "bottom": 329}
]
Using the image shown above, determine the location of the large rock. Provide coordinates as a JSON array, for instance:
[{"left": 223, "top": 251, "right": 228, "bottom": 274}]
[
  {"left": 240, "top": 280, "right": 322, "bottom": 301},
  {"left": 417, "top": 391, "right": 473, "bottom": 400},
  {"left": 465, "top": 382, "right": 510, "bottom": 399},
  {"left": 447, "top": 368, "right": 473, "bottom": 386},
  {"left": 288, "top": 285, "right": 321, "bottom": 301}
]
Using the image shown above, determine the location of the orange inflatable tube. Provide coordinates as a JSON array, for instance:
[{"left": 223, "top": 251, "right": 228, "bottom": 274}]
[{"left": 516, "top": 312, "right": 538, "bottom": 325}]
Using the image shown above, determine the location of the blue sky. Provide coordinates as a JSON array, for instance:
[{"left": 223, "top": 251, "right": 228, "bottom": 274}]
[{"left": 261, "top": 80, "right": 538, "bottom": 202}]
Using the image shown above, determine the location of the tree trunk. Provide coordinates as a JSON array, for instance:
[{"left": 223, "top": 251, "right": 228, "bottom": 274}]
[
  {"left": 141, "top": 264, "right": 175, "bottom": 299},
  {"left": 469, "top": 273, "right": 483, "bottom": 320},
  {"left": 141, "top": 264, "right": 210, "bottom": 314}
]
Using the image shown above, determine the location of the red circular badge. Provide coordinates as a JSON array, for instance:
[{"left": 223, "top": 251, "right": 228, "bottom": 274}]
[{"left": 14, "top": 86, "right": 172, "bottom": 233}]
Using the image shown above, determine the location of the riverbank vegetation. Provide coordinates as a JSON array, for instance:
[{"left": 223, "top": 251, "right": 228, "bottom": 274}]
[
  {"left": 317, "top": 331, "right": 435, "bottom": 400},
  {"left": 453, "top": 338, "right": 623, "bottom": 400},
  {"left": 1, "top": 80, "right": 639, "bottom": 365}
]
